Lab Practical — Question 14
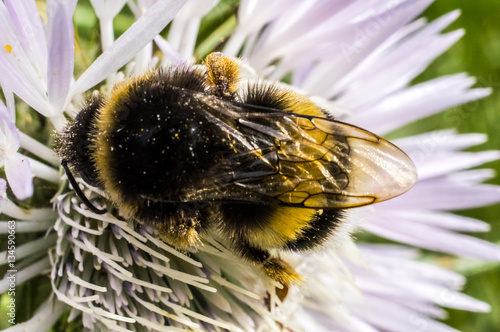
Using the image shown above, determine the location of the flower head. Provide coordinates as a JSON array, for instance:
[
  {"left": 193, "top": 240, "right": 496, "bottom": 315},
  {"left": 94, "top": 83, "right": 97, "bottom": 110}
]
[{"left": 1, "top": 1, "right": 499, "bottom": 331}]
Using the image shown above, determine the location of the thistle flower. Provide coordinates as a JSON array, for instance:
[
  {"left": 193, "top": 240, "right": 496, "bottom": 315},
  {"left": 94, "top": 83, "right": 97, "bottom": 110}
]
[{"left": 1, "top": 1, "right": 499, "bottom": 331}]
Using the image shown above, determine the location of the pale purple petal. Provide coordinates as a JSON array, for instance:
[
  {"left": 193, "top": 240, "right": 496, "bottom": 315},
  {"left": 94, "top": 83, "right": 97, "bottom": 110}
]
[
  {"left": 0, "top": 47, "right": 52, "bottom": 116},
  {"left": 300, "top": 1, "right": 429, "bottom": 85},
  {"left": 370, "top": 210, "right": 490, "bottom": 232},
  {"left": 0, "top": 5, "right": 48, "bottom": 96},
  {"left": 336, "top": 30, "right": 464, "bottom": 110},
  {"left": 332, "top": 11, "right": 462, "bottom": 107},
  {"left": 239, "top": 1, "right": 344, "bottom": 68},
  {"left": 382, "top": 179, "right": 500, "bottom": 211},
  {"left": 356, "top": 274, "right": 488, "bottom": 312},
  {"left": 309, "top": 245, "right": 493, "bottom": 332},
  {"left": 70, "top": 0, "right": 189, "bottom": 96},
  {"left": 413, "top": 151, "right": 500, "bottom": 180},
  {"left": 292, "top": 16, "right": 428, "bottom": 89},
  {"left": 154, "top": 35, "right": 185, "bottom": 66},
  {"left": 264, "top": 0, "right": 435, "bottom": 89},
  {"left": 359, "top": 244, "right": 420, "bottom": 260},
  {"left": 436, "top": 293, "right": 491, "bottom": 312},
  {"left": 359, "top": 245, "right": 464, "bottom": 286},
  {"left": 5, "top": 153, "right": 33, "bottom": 200},
  {"left": 351, "top": 297, "right": 459, "bottom": 332},
  {"left": 394, "top": 131, "right": 487, "bottom": 155},
  {"left": 139, "top": 0, "right": 160, "bottom": 8},
  {"left": 47, "top": 0, "right": 76, "bottom": 113},
  {"left": 362, "top": 215, "right": 500, "bottom": 260},
  {"left": 446, "top": 169, "right": 497, "bottom": 185},
  {"left": 0, "top": 178, "right": 6, "bottom": 209},
  {"left": 224, "top": 0, "right": 301, "bottom": 57},
  {"left": 4, "top": 0, "right": 48, "bottom": 80},
  {"left": 347, "top": 75, "right": 491, "bottom": 134},
  {"left": 3, "top": 87, "right": 15, "bottom": 119},
  {"left": 0, "top": 99, "right": 20, "bottom": 148}
]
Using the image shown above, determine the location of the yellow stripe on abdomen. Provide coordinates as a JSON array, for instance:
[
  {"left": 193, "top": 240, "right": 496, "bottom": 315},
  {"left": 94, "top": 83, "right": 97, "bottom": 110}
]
[{"left": 246, "top": 207, "right": 316, "bottom": 249}]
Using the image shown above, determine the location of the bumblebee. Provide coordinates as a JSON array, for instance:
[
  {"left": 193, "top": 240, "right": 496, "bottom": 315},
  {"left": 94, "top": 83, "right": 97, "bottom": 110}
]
[{"left": 55, "top": 52, "right": 417, "bottom": 288}]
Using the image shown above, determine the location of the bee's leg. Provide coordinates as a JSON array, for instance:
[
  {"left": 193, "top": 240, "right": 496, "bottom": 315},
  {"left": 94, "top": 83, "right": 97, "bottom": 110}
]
[
  {"left": 132, "top": 201, "right": 212, "bottom": 249},
  {"left": 204, "top": 52, "right": 241, "bottom": 98},
  {"left": 155, "top": 211, "right": 202, "bottom": 249},
  {"left": 216, "top": 203, "right": 304, "bottom": 284},
  {"left": 234, "top": 239, "right": 303, "bottom": 287},
  {"left": 232, "top": 239, "right": 300, "bottom": 302}
]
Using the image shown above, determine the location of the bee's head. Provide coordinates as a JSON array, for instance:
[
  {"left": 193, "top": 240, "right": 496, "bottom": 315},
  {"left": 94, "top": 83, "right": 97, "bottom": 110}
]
[{"left": 54, "top": 95, "right": 103, "bottom": 187}]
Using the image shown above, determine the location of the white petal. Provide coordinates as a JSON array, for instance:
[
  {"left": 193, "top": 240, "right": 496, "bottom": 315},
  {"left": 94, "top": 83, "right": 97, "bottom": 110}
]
[
  {"left": 394, "top": 131, "right": 487, "bottom": 154},
  {"left": 5, "top": 153, "right": 33, "bottom": 200},
  {"left": 347, "top": 74, "right": 491, "bottom": 134},
  {"left": 0, "top": 50, "right": 52, "bottom": 116},
  {"left": 280, "top": 0, "right": 434, "bottom": 94},
  {"left": 71, "top": 0, "right": 189, "bottom": 96},
  {"left": 363, "top": 215, "right": 500, "bottom": 260},
  {"left": 0, "top": 178, "right": 6, "bottom": 211},
  {"left": 360, "top": 245, "right": 465, "bottom": 286},
  {"left": 47, "top": 0, "right": 77, "bottom": 113},
  {"left": 90, "top": 0, "right": 128, "bottom": 20},
  {"left": 4, "top": 0, "right": 48, "bottom": 79},
  {"left": 332, "top": 11, "right": 462, "bottom": 106},
  {"left": 355, "top": 297, "right": 460, "bottom": 332},
  {"left": 414, "top": 151, "right": 500, "bottom": 180},
  {"left": 337, "top": 30, "right": 464, "bottom": 110},
  {"left": 0, "top": 100, "right": 20, "bottom": 148},
  {"left": 446, "top": 169, "right": 497, "bottom": 185},
  {"left": 372, "top": 210, "right": 490, "bottom": 232},
  {"left": 167, "top": 0, "right": 219, "bottom": 58},
  {"left": 154, "top": 35, "right": 185, "bottom": 66},
  {"left": 383, "top": 179, "right": 500, "bottom": 211}
]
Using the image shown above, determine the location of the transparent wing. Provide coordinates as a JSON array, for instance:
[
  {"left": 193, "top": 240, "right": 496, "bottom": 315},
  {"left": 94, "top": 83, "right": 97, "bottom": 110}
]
[{"left": 178, "top": 96, "right": 418, "bottom": 209}]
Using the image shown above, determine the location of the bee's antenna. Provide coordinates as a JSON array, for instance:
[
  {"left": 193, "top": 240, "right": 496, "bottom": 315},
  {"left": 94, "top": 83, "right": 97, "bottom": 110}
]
[{"left": 61, "top": 160, "right": 108, "bottom": 215}]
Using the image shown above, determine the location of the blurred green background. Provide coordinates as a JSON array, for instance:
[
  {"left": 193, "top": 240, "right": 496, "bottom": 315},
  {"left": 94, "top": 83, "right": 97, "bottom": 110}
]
[{"left": 1, "top": 0, "right": 499, "bottom": 331}]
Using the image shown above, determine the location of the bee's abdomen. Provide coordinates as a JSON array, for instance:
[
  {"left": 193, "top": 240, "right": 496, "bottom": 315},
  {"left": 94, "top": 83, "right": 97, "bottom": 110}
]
[{"left": 218, "top": 203, "right": 344, "bottom": 251}]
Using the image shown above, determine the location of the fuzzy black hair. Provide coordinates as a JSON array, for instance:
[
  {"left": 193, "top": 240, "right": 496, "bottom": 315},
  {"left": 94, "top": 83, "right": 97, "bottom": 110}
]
[{"left": 54, "top": 95, "right": 104, "bottom": 187}]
